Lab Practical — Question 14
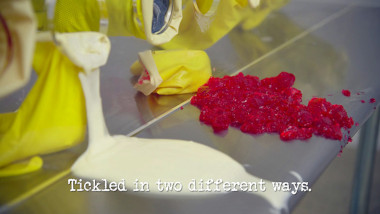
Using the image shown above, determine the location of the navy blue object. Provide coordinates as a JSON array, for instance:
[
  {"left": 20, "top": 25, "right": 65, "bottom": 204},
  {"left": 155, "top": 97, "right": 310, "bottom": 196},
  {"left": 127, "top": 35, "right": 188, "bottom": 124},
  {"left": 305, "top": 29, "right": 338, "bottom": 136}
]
[{"left": 152, "top": 0, "right": 169, "bottom": 33}]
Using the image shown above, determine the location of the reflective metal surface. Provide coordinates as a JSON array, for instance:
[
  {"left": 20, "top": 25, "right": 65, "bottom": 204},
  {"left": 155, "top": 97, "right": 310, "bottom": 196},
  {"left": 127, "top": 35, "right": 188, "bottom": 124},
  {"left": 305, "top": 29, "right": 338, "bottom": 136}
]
[
  {"left": 1, "top": 0, "right": 380, "bottom": 213},
  {"left": 350, "top": 109, "right": 380, "bottom": 214}
]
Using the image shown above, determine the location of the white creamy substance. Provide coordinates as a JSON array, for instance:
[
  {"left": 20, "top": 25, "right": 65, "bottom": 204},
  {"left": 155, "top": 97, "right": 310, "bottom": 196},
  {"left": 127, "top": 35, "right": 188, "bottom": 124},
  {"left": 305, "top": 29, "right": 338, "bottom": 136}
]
[
  {"left": 55, "top": 32, "right": 110, "bottom": 73},
  {"left": 67, "top": 33, "right": 291, "bottom": 213}
]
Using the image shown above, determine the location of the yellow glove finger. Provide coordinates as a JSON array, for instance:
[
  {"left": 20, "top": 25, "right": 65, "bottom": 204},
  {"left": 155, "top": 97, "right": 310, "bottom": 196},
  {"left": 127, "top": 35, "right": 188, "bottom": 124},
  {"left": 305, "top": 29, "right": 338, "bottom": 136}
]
[
  {"left": 131, "top": 50, "right": 212, "bottom": 95},
  {"left": 0, "top": 156, "right": 43, "bottom": 177}
]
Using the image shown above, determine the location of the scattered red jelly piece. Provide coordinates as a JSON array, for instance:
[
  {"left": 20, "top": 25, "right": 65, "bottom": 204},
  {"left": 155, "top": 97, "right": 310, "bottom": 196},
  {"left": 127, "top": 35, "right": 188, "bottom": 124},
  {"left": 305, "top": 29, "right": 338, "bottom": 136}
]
[
  {"left": 361, "top": 100, "right": 365, "bottom": 103},
  {"left": 370, "top": 98, "right": 376, "bottom": 103},
  {"left": 191, "top": 72, "right": 354, "bottom": 141},
  {"left": 348, "top": 136, "right": 353, "bottom": 143},
  {"left": 338, "top": 145, "right": 343, "bottom": 157},
  {"left": 355, "top": 122, "right": 359, "bottom": 126},
  {"left": 180, "top": 106, "right": 184, "bottom": 110},
  {"left": 342, "top": 89, "right": 351, "bottom": 97}
]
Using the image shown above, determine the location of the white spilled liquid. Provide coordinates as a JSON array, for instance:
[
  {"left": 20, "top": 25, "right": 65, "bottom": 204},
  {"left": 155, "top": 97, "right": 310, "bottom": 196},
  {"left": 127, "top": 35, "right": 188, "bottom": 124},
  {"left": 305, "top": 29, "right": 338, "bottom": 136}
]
[
  {"left": 72, "top": 69, "right": 291, "bottom": 212},
  {"left": 67, "top": 33, "right": 291, "bottom": 212}
]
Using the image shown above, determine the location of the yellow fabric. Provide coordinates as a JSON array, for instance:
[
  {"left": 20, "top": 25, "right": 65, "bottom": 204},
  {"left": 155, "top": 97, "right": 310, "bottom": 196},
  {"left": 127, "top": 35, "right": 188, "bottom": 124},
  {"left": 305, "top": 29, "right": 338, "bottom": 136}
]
[
  {"left": 0, "top": 42, "right": 86, "bottom": 170},
  {"left": 0, "top": 156, "right": 43, "bottom": 177},
  {"left": 195, "top": 0, "right": 214, "bottom": 14},
  {"left": 131, "top": 50, "right": 212, "bottom": 95},
  {"left": 161, "top": 0, "right": 288, "bottom": 50},
  {"left": 54, "top": 0, "right": 100, "bottom": 32},
  {"left": 52, "top": 0, "right": 181, "bottom": 45},
  {"left": 154, "top": 50, "right": 212, "bottom": 94},
  {"left": 54, "top": 0, "right": 144, "bottom": 38},
  {"left": 102, "top": 0, "right": 145, "bottom": 38}
]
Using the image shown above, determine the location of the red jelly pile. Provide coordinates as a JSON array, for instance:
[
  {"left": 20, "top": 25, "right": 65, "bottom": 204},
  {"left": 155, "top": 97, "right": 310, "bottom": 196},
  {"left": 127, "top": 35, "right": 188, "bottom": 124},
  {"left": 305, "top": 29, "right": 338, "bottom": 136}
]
[{"left": 191, "top": 72, "right": 354, "bottom": 141}]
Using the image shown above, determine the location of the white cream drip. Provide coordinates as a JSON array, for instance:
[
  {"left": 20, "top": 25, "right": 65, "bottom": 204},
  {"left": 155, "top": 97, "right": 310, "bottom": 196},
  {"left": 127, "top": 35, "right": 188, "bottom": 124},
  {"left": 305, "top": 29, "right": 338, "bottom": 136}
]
[{"left": 66, "top": 33, "right": 291, "bottom": 212}]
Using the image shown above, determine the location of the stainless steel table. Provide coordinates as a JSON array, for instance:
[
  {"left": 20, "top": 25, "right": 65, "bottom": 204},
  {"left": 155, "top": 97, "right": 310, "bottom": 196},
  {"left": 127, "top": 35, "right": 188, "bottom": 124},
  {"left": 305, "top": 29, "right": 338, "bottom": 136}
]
[{"left": 1, "top": 0, "right": 379, "bottom": 213}]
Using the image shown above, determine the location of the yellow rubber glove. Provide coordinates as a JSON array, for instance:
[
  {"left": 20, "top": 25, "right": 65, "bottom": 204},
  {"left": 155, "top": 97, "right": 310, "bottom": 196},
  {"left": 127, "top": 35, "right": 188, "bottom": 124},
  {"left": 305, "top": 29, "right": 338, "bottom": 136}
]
[
  {"left": 160, "top": 0, "right": 251, "bottom": 50},
  {"left": 131, "top": 50, "right": 212, "bottom": 95},
  {"left": 0, "top": 156, "right": 43, "bottom": 177},
  {"left": 239, "top": 0, "right": 289, "bottom": 31},
  {"left": 0, "top": 42, "right": 86, "bottom": 176},
  {"left": 161, "top": 0, "right": 288, "bottom": 50}
]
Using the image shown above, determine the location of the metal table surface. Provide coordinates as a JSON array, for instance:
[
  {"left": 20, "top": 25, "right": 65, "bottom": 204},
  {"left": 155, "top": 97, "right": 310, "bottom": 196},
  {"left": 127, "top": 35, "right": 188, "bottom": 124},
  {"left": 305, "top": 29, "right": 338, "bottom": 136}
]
[{"left": 1, "top": 0, "right": 380, "bottom": 213}]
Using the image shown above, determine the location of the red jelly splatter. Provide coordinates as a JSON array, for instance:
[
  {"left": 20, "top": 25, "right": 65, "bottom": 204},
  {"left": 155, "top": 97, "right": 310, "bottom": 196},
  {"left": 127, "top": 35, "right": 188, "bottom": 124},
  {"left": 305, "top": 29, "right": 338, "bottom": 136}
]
[
  {"left": 355, "top": 122, "right": 359, "bottom": 126},
  {"left": 361, "top": 100, "right": 365, "bottom": 103},
  {"left": 370, "top": 98, "right": 376, "bottom": 103},
  {"left": 180, "top": 106, "right": 184, "bottom": 110},
  {"left": 191, "top": 72, "right": 354, "bottom": 141},
  {"left": 338, "top": 145, "right": 343, "bottom": 157},
  {"left": 342, "top": 89, "right": 351, "bottom": 97},
  {"left": 137, "top": 69, "right": 151, "bottom": 85},
  {"left": 348, "top": 136, "right": 353, "bottom": 143}
]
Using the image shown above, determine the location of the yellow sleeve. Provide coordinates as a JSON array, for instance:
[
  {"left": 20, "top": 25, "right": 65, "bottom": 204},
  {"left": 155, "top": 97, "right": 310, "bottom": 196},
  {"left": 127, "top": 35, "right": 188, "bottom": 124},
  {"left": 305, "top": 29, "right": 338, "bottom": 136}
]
[{"left": 0, "top": 42, "right": 86, "bottom": 170}]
